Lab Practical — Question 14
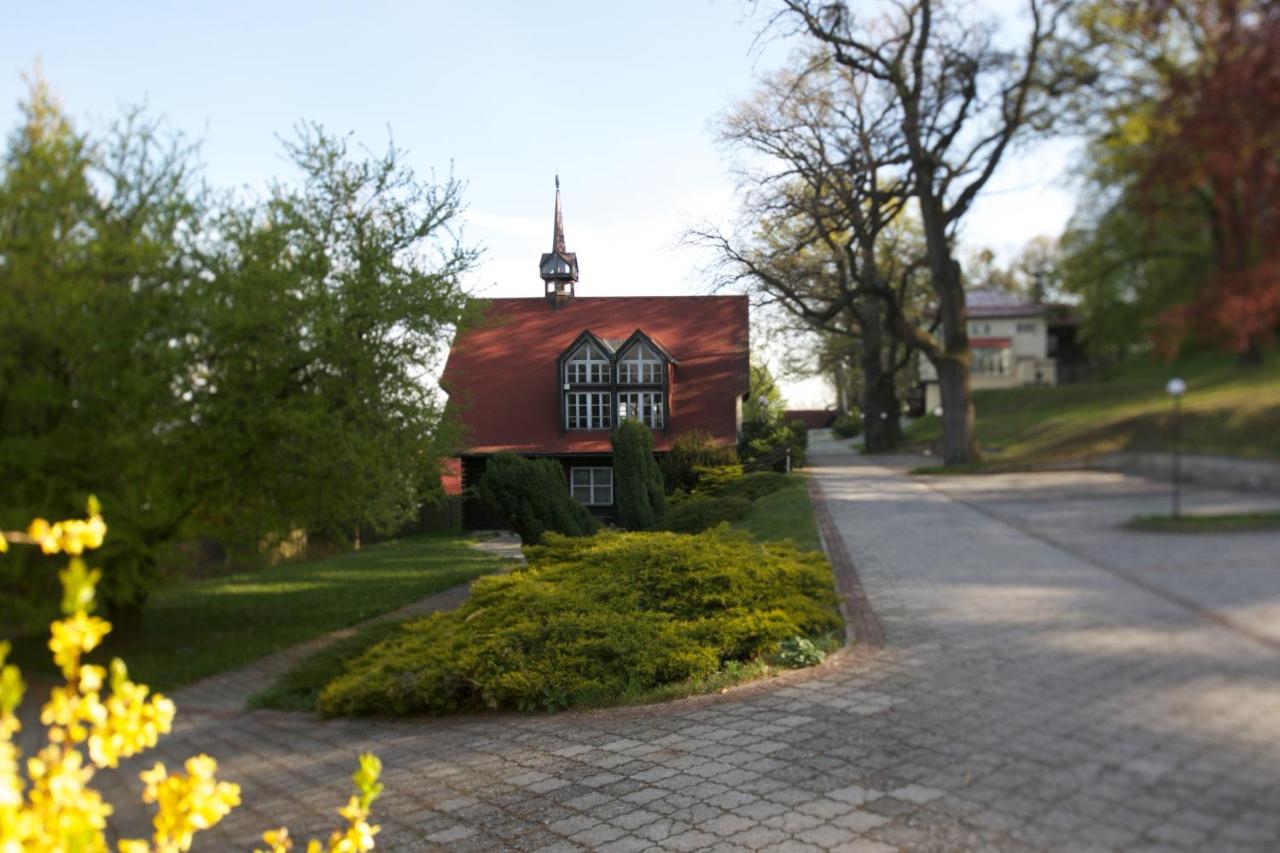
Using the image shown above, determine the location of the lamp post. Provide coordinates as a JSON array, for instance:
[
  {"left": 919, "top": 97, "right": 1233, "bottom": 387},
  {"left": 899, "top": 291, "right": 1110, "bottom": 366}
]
[{"left": 1166, "top": 378, "right": 1186, "bottom": 518}]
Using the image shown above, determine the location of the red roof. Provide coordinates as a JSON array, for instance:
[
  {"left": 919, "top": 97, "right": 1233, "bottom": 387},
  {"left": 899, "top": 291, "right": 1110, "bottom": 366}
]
[
  {"left": 441, "top": 296, "right": 749, "bottom": 454},
  {"left": 969, "top": 337, "right": 1012, "bottom": 348}
]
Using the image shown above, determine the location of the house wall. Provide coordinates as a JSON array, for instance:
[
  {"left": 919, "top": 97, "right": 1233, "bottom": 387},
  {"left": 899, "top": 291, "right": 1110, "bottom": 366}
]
[{"left": 460, "top": 453, "right": 624, "bottom": 531}]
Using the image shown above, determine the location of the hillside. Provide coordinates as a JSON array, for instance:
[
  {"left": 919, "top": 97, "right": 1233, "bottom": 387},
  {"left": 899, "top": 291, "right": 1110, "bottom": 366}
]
[{"left": 904, "top": 352, "right": 1280, "bottom": 469}]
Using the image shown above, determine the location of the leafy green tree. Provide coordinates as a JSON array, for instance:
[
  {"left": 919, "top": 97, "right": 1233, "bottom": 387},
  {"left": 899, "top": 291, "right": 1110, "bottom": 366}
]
[
  {"left": 0, "top": 80, "right": 202, "bottom": 628},
  {"left": 612, "top": 420, "right": 666, "bottom": 531},
  {"left": 0, "top": 79, "right": 479, "bottom": 629}
]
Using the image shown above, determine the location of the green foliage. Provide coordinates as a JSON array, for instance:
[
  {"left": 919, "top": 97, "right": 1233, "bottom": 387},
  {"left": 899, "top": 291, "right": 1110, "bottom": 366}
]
[
  {"left": 832, "top": 412, "right": 863, "bottom": 438},
  {"left": 0, "top": 80, "right": 478, "bottom": 626},
  {"left": 660, "top": 429, "right": 738, "bottom": 493},
  {"left": 732, "top": 478, "right": 822, "bottom": 552},
  {"left": 690, "top": 464, "right": 745, "bottom": 494},
  {"left": 706, "top": 470, "right": 798, "bottom": 502},
  {"left": 612, "top": 420, "right": 667, "bottom": 531},
  {"left": 660, "top": 496, "right": 753, "bottom": 533},
  {"left": 318, "top": 528, "right": 841, "bottom": 716},
  {"left": 742, "top": 361, "right": 784, "bottom": 424},
  {"left": 476, "top": 453, "right": 599, "bottom": 545},
  {"left": 776, "top": 636, "right": 826, "bottom": 668}
]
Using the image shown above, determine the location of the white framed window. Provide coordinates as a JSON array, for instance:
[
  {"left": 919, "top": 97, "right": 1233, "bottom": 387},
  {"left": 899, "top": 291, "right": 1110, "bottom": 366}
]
[
  {"left": 618, "top": 342, "right": 663, "bottom": 384},
  {"left": 1015, "top": 322, "right": 1036, "bottom": 334},
  {"left": 617, "top": 391, "right": 664, "bottom": 429},
  {"left": 566, "top": 391, "right": 612, "bottom": 430},
  {"left": 570, "top": 467, "right": 613, "bottom": 505},
  {"left": 565, "top": 342, "right": 610, "bottom": 384}
]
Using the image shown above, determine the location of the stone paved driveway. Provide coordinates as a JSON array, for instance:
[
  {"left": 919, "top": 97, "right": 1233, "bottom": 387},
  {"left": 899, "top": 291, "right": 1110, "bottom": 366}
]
[{"left": 94, "top": 434, "right": 1280, "bottom": 851}]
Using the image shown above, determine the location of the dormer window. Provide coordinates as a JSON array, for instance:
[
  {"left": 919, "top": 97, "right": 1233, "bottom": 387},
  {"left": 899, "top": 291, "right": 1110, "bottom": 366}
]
[
  {"left": 565, "top": 342, "right": 610, "bottom": 384},
  {"left": 618, "top": 342, "right": 663, "bottom": 384}
]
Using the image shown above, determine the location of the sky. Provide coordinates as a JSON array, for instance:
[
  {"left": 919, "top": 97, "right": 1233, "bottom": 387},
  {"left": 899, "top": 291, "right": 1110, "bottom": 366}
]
[{"left": 3, "top": 0, "right": 1079, "bottom": 407}]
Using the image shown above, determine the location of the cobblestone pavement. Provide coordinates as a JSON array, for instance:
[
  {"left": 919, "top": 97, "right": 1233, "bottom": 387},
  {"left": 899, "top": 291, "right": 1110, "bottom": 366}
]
[{"left": 93, "top": 434, "right": 1280, "bottom": 851}]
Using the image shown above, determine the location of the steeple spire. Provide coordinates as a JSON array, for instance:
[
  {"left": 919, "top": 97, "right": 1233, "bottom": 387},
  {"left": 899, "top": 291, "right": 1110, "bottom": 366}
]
[
  {"left": 552, "top": 173, "right": 567, "bottom": 254},
  {"left": 540, "top": 175, "right": 578, "bottom": 306}
]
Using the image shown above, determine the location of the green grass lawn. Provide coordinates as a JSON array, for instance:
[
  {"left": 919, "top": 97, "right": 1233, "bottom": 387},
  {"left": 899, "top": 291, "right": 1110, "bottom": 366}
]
[
  {"left": 1126, "top": 511, "right": 1280, "bottom": 533},
  {"left": 16, "top": 533, "right": 503, "bottom": 691},
  {"left": 904, "top": 351, "right": 1280, "bottom": 470},
  {"left": 732, "top": 475, "right": 822, "bottom": 551}
]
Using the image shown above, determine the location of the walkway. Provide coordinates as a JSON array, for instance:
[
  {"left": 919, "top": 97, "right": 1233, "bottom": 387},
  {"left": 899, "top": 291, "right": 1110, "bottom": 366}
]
[{"left": 92, "top": 435, "right": 1280, "bottom": 851}]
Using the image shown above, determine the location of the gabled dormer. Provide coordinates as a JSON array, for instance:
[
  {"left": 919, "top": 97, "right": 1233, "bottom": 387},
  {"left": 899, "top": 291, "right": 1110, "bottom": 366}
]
[
  {"left": 557, "top": 331, "right": 613, "bottom": 431},
  {"left": 540, "top": 176, "right": 579, "bottom": 307},
  {"left": 614, "top": 330, "right": 675, "bottom": 431}
]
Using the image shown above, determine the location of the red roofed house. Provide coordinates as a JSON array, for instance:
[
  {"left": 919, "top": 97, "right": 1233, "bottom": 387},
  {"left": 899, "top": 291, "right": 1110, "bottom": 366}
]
[{"left": 441, "top": 180, "right": 750, "bottom": 527}]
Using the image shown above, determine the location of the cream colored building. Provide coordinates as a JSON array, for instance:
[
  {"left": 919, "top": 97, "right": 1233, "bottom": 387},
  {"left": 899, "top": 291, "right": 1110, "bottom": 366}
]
[{"left": 921, "top": 289, "right": 1058, "bottom": 412}]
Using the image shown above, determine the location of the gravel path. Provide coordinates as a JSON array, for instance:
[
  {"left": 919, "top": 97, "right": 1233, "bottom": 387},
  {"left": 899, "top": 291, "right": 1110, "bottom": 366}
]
[{"left": 90, "top": 434, "right": 1280, "bottom": 851}]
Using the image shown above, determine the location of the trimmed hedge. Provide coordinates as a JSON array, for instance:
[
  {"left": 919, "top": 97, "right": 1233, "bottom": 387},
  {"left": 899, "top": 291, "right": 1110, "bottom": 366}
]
[
  {"left": 318, "top": 528, "right": 840, "bottom": 715},
  {"left": 660, "top": 495, "right": 753, "bottom": 533},
  {"left": 661, "top": 430, "right": 739, "bottom": 493},
  {"left": 476, "top": 453, "right": 599, "bottom": 544},
  {"left": 704, "top": 470, "right": 798, "bottom": 502},
  {"left": 613, "top": 420, "right": 666, "bottom": 530}
]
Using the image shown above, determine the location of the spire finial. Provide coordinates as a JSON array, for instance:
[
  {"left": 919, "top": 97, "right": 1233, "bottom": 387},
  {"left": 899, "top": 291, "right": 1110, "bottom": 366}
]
[{"left": 552, "top": 175, "right": 566, "bottom": 254}]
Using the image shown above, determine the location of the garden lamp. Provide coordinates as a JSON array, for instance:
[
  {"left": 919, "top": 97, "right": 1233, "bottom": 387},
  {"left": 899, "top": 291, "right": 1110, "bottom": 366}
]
[{"left": 1167, "top": 378, "right": 1186, "bottom": 518}]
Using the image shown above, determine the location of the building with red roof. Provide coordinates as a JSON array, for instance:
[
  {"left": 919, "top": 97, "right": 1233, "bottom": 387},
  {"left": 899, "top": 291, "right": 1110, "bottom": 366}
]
[{"left": 441, "top": 180, "right": 750, "bottom": 526}]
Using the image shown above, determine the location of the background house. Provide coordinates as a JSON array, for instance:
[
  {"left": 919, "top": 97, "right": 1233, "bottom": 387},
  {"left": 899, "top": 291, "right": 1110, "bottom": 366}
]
[
  {"left": 919, "top": 288, "right": 1081, "bottom": 412},
  {"left": 441, "top": 181, "right": 750, "bottom": 528}
]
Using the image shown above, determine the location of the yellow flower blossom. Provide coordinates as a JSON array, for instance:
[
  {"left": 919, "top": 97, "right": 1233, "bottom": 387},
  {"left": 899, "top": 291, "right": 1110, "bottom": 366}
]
[
  {"left": 3, "top": 503, "right": 383, "bottom": 852},
  {"left": 139, "top": 755, "right": 241, "bottom": 852}
]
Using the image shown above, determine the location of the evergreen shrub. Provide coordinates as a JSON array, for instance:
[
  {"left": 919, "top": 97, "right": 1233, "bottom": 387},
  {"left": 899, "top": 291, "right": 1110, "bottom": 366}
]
[
  {"left": 704, "top": 470, "right": 799, "bottom": 502},
  {"left": 475, "top": 453, "right": 599, "bottom": 544},
  {"left": 832, "top": 412, "right": 863, "bottom": 438},
  {"left": 612, "top": 420, "right": 666, "bottom": 530},
  {"left": 660, "top": 496, "right": 753, "bottom": 533},
  {"left": 660, "top": 430, "right": 738, "bottom": 493},
  {"left": 318, "top": 528, "right": 841, "bottom": 716}
]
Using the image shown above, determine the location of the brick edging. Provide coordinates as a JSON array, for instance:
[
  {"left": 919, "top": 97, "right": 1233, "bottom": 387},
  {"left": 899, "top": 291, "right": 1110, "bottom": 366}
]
[{"left": 809, "top": 474, "right": 886, "bottom": 649}]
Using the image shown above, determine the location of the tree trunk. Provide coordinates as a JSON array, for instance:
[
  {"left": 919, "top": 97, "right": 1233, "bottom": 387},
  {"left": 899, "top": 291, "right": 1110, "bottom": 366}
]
[
  {"left": 919, "top": 199, "right": 981, "bottom": 465},
  {"left": 858, "top": 297, "right": 903, "bottom": 453}
]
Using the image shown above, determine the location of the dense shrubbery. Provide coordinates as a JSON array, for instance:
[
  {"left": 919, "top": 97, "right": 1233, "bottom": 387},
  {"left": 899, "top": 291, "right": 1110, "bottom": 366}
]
[
  {"left": 475, "top": 453, "right": 599, "bottom": 544},
  {"left": 704, "top": 470, "right": 798, "bottom": 502},
  {"left": 739, "top": 418, "right": 808, "bottom": 470},
  {"left": 318, "top": 528, "right": 840, "bottom": 715},
  {"left": 660, "top": 496, "right": 753, "bottom": 533},
  {"left": 612, "top": 421, "right": 666, "bottom": 530},
  {"left": 660, "top": 430, "right": 738, "bottom": 493},
  {"left": 832, "top": 412, "right": 863, "bottom": 439}
]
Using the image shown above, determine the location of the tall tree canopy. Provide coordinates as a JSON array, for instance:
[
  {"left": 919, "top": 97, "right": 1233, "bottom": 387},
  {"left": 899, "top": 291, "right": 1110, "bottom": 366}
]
[
  {"left": 776, "top": 0, "right": 1072, "bottom": 464},
  {"left": 0, "top": 79, "right": 478, "bottom": 627}
]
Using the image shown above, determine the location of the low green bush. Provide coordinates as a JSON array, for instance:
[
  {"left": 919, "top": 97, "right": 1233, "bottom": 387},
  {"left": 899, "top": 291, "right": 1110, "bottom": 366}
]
[
  {"left": 660, "top": 496, "right": 753, "bottom": 533},
  {"left": 832, "top": 412, "right": 862, "bottom": 439},
  {"left": 777, "top": 636, "right": 826, "bottom": 668},
  {"left": 690, "top": 464, "right": 744, "bottom": 494},
  {"left": 476, "top": 453, "right": 599, "bottom": 544},
  {"left": 707, "top": 470, "right": 799, "bottom": 502},
  {"left": 318, "top": 528, "right": 840, "bottom": 716},
  {"left": 661, "top": 430, "right": 739, "bottom": 493}
]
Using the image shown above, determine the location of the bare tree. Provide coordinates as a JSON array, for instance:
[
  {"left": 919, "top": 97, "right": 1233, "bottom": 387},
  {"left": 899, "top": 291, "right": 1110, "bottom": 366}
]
[
  {"left": 777, "top": 0, "right": 1069, "bottom": 464},
  {"left": 694, "top": 58, "right": 931, "bottom": 452}
]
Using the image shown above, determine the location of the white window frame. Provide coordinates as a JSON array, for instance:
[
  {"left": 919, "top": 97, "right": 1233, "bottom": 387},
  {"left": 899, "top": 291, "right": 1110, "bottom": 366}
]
[
  {"left": 565, "top": 342, "right": 610, "bottom": 385},
  {"left": 618, "top": 342, "right": 663, "bottom": 384},
  {"left": 566, "top": 391, "right": 612, "bottom": 430},
  {"left": 617, "top": 391, "right": 664, "bottom": 429},
  {"left": 972, "top": 346, "right": 1011, "bottom": 376},
  {"left": 570, "top": 467, "right": 613, "bottom": 505}
]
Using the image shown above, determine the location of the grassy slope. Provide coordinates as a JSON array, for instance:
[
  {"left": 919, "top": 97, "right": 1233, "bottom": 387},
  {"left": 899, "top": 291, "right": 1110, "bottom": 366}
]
[
  {"left": 733, "top": 476, "right": 822, "bottom": 551},
  {"left": 904, "top": 352, "right": 1280, "bottom": 470},
  {"left": 75, "top": 533, "right": 502, "bottom": 691},
  {"left": 257, "top": 474, "right": 829, "bottom": 713},
  {"left": 1127, "top": 511, "right": 1280, "bottom": 533}
]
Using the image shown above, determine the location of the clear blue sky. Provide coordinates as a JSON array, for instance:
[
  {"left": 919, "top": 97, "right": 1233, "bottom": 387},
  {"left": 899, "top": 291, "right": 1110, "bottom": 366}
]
[{"left": 3, "top": 1, "right": 1076, "bottom": 406}]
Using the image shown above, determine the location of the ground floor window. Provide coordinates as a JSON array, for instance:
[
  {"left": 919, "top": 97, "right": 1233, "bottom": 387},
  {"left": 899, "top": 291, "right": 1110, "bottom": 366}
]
[
  {"left": 617, "top": 391, "right": 664, "bottom": 429},
  {"left": 972, "top": 346, "right": 1011, "bottom": 376},
  {"left": 566, "top": 391, "right": 612, "bottom": 430},
  {"left": 570, "top": 467, "right": 613, "bottom": 505}
]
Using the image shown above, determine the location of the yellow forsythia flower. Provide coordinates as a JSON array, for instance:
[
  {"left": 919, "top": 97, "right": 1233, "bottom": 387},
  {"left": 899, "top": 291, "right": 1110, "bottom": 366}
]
[{"left": 140, "top": 755, "right": 241, "bottom": 852}]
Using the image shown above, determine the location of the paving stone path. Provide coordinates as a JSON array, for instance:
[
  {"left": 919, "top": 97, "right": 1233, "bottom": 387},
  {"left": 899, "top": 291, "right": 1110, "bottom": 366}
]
[{"left": 93, "top": 434, "right": 1280, "bottom": 851}]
